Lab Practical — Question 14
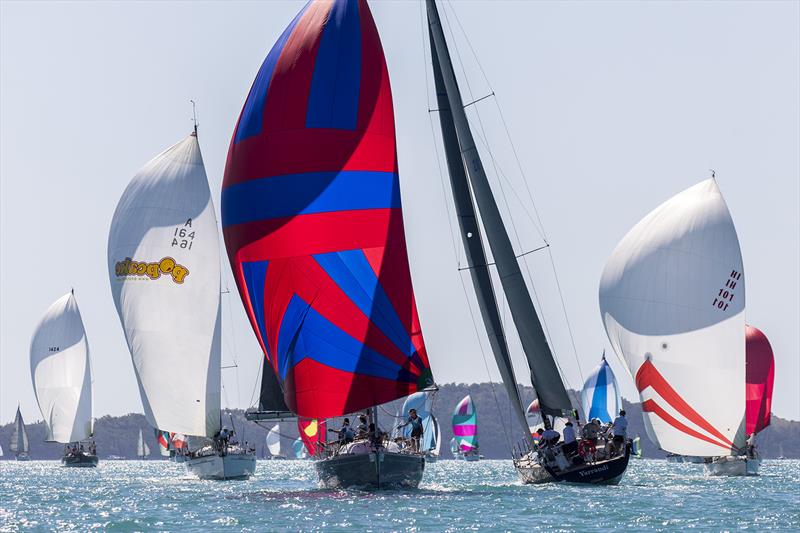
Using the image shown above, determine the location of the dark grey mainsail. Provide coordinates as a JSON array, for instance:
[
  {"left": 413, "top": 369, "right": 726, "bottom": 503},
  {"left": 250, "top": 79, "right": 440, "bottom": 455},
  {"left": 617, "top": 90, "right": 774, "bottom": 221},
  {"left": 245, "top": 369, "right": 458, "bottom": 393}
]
[
  {"left": 429, "top": 27, "right": 533, "bottom": 444},
  {"left": 426, "top": 0, "right": 572, "bottom": 418},
  {"left": 10, "top": 406, "right": 29, "bottom": 455}
]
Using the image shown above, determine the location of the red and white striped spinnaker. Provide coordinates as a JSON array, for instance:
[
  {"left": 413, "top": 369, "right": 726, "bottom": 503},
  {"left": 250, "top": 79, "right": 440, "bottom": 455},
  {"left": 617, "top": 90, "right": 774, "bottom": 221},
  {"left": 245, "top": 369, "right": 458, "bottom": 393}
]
[{"left": 599, "top": 179, "right": 746, "bottom": 457}]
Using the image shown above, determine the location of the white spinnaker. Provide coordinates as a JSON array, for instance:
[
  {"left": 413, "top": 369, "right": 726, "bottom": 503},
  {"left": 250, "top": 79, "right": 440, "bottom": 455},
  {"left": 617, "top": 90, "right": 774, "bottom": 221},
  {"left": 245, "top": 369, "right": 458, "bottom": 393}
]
[
  {"left": 599, "top": 179, "right": 746, "bottom": 457},
  {"left": 30, "top": 292, "right": 93, "bottom": 443},
  {"left": 267, "top": 424, "right": 281, "bottom": 456},
  {"left": 108, "top": 134, "right": 221, "bottom": 438}
]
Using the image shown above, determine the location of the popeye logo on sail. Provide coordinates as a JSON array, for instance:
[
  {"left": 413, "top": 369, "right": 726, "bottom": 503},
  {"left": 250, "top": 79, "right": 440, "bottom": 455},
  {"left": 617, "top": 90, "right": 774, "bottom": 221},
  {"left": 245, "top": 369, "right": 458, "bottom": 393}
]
[{"left": 115, "top": 256, "right": 190, "bottom": 284}]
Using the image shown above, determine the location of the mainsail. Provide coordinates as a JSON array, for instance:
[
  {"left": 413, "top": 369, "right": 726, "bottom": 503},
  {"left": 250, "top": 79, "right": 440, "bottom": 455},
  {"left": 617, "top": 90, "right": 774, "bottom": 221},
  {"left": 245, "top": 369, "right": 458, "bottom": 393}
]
[
  {"left": 580, "top": 355, "right": 620, "bottom": 424},
  {"left": 30, "top": 292, "right": 93, "bottom": 443},
  {"left": 745, "top": 325, "right": 774, "bottom": 436},
  {"left": 222, "top": 0, "right": 433, "bottom": 418},
  {"left": 108, "top": 132, "right": 221, "bottom": 438},
  {"left": 10, "top": 406, "right": 29, "bottom": 454},
  {"left": 137, "top": 429, "right": 150, "bottom": 457},
  {"left": 452, "top": 395, "right": 478, "bottom": 452},
  {"left": 599, "top": 179, "right": 746, "bottom": 457},
  {"left": 426, "top": 0, "right": 571, "bottom": 428}
]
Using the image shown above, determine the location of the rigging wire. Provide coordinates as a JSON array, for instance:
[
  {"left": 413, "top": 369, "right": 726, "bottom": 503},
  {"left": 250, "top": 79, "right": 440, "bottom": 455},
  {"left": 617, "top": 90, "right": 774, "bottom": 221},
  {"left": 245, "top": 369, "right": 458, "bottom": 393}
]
[
  {"left": 442, "top": 0, "right": 585, "bottom": 390},
  {"left": 419, "top": 0, "right": 513, "bottom": 454}
]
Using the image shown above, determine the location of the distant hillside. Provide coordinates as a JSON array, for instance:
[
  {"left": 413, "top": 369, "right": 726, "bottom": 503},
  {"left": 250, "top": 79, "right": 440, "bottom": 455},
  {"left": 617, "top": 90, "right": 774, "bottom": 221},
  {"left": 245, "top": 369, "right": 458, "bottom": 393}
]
[{"left": 2, "top": 383, "right": 797, "bottom": 460}]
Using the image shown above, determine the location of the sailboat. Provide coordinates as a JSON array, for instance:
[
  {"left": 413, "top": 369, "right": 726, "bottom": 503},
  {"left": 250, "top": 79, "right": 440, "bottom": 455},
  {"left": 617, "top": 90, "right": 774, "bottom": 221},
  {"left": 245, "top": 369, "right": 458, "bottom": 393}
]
[
  {"left": 10, "top": 406, "right": 30, "bottom": 461},
  {"left": 156, "top": 430, "right": 171, "bottom": 458},
  {"left": 580, "top": 354, "right": 620, "bottom": 424},
  {"left": 298, "top": 419, "right": 326, "bottom": 458},
  {"left": 222, "top": 0, "right": 435, "bottom": 489},
  {"left": 292, "top": 438, "right": 308, "bottom": 460},
  {"left": 600, "top": 178, "right": 757, "bottom": 476},
  {"left": 425, "top": 0, "right": 630, "bottom": 485},
  {"left": 706, "top": 324, "right": 774, "bottom": 475},
  {"left": 30, "top": 291, "right": 98, "bottom": 467},
  {"left": 266, "top": 424, "right": 286, "bottom": 460},
  {"left": 136, "top": 429, "right": 151, "bottom": 459},
  {"left": 632, "top": 436, "right": 643, "bottom": 459},
  {"left": 427, "top": 414, "right": 442, "bottom": 462},
  {"left": 108, "top": 127, "right": 255, "bottom": 480},
  {"left": 452, "top": 396, "right": 480, "bottom": 461}
]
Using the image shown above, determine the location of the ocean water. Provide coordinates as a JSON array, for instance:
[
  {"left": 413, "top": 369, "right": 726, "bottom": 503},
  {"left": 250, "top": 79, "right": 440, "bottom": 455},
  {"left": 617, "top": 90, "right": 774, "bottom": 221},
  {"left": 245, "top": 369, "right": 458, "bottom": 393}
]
[{"left": 1, "top": 459, "right": 798, "bottom": 532}]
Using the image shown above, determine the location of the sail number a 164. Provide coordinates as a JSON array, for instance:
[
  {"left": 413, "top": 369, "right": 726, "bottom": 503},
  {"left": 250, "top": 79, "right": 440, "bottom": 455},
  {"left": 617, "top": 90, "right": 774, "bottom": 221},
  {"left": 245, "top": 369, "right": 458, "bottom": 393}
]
[
  {"left": 713, "top": 269, "right": 741, "bottom": 311},
  {"left": 172, "top": 219, "right": 195, "bottom": 250}
]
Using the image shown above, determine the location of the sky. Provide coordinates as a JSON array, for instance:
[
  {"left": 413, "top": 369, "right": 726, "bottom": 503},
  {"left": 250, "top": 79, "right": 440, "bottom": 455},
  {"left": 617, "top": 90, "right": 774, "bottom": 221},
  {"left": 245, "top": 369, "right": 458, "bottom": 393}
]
[{"left": 1, "top": 0, "right": 798, "bottom": 425}]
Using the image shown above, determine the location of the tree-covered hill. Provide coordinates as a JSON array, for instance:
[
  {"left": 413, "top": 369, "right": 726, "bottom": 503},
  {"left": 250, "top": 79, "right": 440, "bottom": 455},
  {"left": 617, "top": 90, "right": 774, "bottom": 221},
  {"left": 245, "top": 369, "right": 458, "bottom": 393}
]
[{"left": 2, "top": 383, "right": 797, "bottom": 460}]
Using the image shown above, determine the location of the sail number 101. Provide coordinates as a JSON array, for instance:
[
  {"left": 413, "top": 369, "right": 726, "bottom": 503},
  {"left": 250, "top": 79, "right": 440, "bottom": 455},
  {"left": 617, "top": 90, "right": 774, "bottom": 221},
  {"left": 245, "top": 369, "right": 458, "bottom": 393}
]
[{"left": 712, "top": 269, "right": 741, "bottom": 311}]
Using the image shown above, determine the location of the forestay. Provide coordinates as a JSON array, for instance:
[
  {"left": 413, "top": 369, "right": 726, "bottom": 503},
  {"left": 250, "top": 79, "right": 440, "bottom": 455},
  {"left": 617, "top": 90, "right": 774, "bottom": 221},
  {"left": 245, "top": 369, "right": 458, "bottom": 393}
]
[
  {"left": 222, "top": 0, "right": 433, "bottom": 419},
  {"left": 580, "top": 355, "right": 620, "bottom": 424},
  {"left": 108, "top": 133, "right": 221, "bottom": 438},
  {"left": 599, "top": 179, "right": 746, "bottom": 457},
  {"left": 30, "top": 292, "right": 93, "bottom": 443}
]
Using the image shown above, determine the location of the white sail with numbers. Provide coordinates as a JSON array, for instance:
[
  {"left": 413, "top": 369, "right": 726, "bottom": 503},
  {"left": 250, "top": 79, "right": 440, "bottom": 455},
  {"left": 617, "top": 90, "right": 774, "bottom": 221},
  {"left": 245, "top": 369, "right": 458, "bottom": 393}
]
[
  {"left": 599, "top": 179, "right": 746, "bottom": 457},
  {"left": 108, "top": 131, "right": 221, "bottom": 438},
  {"left": 30, "top": 291, "right": 93, "bottom": 443}
]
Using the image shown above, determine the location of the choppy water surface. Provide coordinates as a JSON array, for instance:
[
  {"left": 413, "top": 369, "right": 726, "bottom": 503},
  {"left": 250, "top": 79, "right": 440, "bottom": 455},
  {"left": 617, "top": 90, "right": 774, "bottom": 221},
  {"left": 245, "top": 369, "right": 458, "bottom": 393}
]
[{"left": 1, "top": 459, "right": 798, "bottom": 531}]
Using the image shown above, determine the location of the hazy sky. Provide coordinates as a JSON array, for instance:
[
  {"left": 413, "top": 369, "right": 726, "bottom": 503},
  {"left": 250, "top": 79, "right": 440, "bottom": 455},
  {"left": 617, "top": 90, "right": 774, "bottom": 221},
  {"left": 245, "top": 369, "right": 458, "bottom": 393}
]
[{"left": 1, "top": 0, "right": 798, "bottom": 425}]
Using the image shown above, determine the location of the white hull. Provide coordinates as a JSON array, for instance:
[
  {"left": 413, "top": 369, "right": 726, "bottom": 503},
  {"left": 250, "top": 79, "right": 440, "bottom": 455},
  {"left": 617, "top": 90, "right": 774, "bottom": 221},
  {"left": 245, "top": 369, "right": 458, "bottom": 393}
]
[
  {"left": 185, "top": 452, "right": 256, "bottom": 480},
  {"left": 705, "top": 455, "right": 761, "bottom": 476}
]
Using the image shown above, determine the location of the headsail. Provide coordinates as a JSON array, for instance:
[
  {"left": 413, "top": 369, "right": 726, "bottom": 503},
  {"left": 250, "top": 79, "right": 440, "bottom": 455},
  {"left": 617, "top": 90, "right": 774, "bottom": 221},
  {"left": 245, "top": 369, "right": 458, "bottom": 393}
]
[
  {"left": 745, "top": 325, "right": 774, "bottom": 436},
  {"left": 293, "top": 438, "right": 308, "bottom": 459},
  {"left": 452, "top": 395, "right": 478, "bottom": 452},
  {"left": 426, "top": 0, "right": 572, "bottom": 420},
  {"left": 222, "top": 0, "right": 433, "bottom": 418},
  {"left": 430, "top": 414, "right": 441, "bottom": 456},
  {"left": 580, "top": 355, "right": 620, "bottom": 424},
  {"left": 30, "top": 292, "right": 93, "bottom": 443},
  {"left": 108, "top": 133, "right": 221, "bottom": 438},
  {"left": 10, "top": 406, "right": 29, "bottom": 454},
  {"left": 599, "top": 179, "right": 746, "bottom": 457}
]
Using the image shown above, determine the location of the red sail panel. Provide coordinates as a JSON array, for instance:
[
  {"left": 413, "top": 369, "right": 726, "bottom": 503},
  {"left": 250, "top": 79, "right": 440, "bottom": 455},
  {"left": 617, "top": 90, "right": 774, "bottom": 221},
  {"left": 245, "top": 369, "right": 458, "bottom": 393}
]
[
  {"left": 298, "top": 418, "right": 326, "bottom": 456},
  {"left": 745, "top": 324, "right": 775, "bottom": 435},
  {"left": 222, "top": 0, "right": 433, "bottom": 419}
]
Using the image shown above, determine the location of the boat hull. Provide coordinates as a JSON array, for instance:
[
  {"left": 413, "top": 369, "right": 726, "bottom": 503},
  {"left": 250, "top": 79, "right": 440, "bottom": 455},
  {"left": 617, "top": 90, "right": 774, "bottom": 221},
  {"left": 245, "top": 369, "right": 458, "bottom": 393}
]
[
  {"left": 519, "top": 442, "right": 631, "bottom": 485},
  {"left": 185, "top": 452, "right": 256, "bottom": 480},
  {"left": 316, "top": 450, "right": 424, "bottom": 489},
  {"left": 62, "top": 452, "right": 99, "bottom": 468},
  {"left": 15, "top": 453, "right": 30, "bottom": 461},
  {"left": 704, "top": 455, "right": 761, "bottom": 476}
]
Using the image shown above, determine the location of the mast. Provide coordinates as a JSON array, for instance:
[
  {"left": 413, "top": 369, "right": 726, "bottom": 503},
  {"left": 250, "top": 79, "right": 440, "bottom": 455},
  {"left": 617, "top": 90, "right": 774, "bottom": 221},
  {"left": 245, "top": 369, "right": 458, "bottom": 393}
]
[
  {"left": 428, "top": 22, "right": 532, "bottom": 445},
  {"left": 426, "top": 0, "right": 572, "bottom": 419}
]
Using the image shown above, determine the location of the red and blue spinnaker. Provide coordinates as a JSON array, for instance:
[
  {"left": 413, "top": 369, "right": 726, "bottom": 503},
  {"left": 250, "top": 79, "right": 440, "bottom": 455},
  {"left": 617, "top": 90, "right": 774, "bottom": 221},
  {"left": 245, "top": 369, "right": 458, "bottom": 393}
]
[{"left": 222, "top": 0, "right": 433, "bottom": 419}]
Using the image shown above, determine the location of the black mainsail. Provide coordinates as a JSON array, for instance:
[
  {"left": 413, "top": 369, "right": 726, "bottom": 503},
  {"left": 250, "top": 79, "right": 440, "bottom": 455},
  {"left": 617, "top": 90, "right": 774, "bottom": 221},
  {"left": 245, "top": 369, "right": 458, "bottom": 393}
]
[
  {"left": 246, "top": 362, "right": 293, "bottom": 421},
  {"left": 426, "top": 0, "right": 573, "bottom": 420},
  {"left": 429, "top": 25, "right": 532, "bottom": 444}
]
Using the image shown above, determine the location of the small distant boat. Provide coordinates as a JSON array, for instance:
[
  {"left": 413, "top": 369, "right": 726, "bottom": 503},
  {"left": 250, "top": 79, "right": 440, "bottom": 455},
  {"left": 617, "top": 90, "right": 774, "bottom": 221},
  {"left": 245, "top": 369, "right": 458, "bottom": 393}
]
[
  {"left": 425, "top": 415, "right": 441, "bottom": 463},
  {"left": 10, "top": 406, "right": 30, "bottom": 461},
  {"left": 136, "top": 429, "right": 151, "bottom": 459},
  {"left": 632, "top": 437, "right": 642, "bottom": 459},
  {"left": 449, "top": 437, "right": 462, "bottom": 460},
  {"left": 156, "top": 430, "right": 171, "bottom": 458},
  {"left": 452, "top": 396, "right": 480, "bottom": 461},
  {"left": 292, "top": 438, "right": 308, "bottom": 460},
  {"left": 706, "top": 324, "right": 774, "bottom": 476},
  {"left": 399, "top": 392, "right": 439, "bottom": 462},
  {"left": 30, "top": 291, "right": 98, "bottom": 467},
  {"left": 600, "top": 178, "right": 759, "bottom": 477},
  {"left": 222, "top": 0, "right": 436, "bottom": 490},
  {"left": 266, "top": 424, "right": 286, "bottom": 460},
  {"left": 108, "top": 126, "right": 255, "bottom": 480}
]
